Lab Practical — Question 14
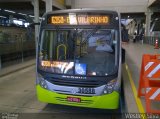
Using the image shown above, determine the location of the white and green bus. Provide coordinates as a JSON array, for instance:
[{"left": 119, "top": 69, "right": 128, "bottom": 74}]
[{"left": 36, "top": 9, "right": 123, "bottom": 110}]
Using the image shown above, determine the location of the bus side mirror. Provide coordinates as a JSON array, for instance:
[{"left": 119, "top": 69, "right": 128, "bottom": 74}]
[{"left": 122, "top": 48, "right": 125, "bottom": 64}]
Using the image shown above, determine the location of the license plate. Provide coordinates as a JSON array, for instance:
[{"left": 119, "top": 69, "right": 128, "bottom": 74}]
[{"left": 67, "top": 97, "right": 81, "bottom": 103}]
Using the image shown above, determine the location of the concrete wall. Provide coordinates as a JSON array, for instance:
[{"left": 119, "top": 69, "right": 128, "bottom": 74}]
[
  {"left": 73, "top": 0, "right": 148, "bottom": 13},
  {"left": 0, "top": 26, "right": 27, "bottom": 42}
]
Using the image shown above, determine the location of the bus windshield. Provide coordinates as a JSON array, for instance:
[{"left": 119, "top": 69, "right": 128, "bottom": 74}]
[{"left": 39, "top": 28, "right": 118, "bottom": 76}]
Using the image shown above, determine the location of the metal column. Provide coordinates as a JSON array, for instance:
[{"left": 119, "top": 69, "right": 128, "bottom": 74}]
[
  {"left": 46, "top": 0, "right": 53, "bottom": 12},
  {"left": 145, "top": 9, "right": 153, "bottom": 36},
  {"left": 31, "top": 0, "right": 39, "bottom": 76},
  {"left": 9, "top": 15, "right": 14, "bottom": 25},
  {"left": 0, "top": 56, "right": 1, "bottom": 69},
  {"left": 33, "top": 0, "right": 39, "bottom": 44}
]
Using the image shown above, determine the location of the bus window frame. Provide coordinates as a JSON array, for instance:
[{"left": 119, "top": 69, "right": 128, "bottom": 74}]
[{"left": 38, "top": 28, "right": 119, "bottom": 77}]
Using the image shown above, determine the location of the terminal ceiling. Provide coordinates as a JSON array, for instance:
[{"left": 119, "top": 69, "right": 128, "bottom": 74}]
[{"left": 0, "top": 0, "right": 159, "bottom": 23}]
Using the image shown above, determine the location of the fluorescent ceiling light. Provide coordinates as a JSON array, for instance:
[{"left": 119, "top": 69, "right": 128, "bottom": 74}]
[
  {"left": 29, "top": 15, "right": 34, "bottom": 17},
  {"left": 29, "top": 15, "right": 42, "bottom": 20},
  {"left": 155, "top": 18, "right": 158, "bottom": 21},
  {"left": 18, "top": 13, "right": 26, "bottom": 16},
  {"left": 0, "top": 16, "right": 7, "bottom": 18},
  {"left": 4, "top": 9, "right": 15, "bottom": 13},
  {"left": 19, "top": 19, "right": 25, "bottom": 21}
]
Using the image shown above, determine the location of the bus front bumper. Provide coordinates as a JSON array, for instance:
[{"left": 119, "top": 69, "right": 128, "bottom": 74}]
[{"left": 36, "top": 85, "right": 120, "bottom": 109}]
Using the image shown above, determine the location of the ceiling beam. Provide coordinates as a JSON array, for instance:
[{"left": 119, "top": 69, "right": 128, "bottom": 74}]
[{"left": 0, "top": 0, "right": 32, "bottom": 2}]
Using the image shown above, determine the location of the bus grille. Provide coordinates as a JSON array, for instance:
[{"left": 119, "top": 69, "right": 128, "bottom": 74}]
[{"left": 47, "top": 78, "right": 103, "bottom": 88}]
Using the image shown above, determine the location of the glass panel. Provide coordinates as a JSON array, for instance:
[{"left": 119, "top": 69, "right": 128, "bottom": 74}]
[{"left": 39, "top": 29, "right": 118, "bottom": 76}]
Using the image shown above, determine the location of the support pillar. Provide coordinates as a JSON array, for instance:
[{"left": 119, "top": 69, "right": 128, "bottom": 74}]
[
  {"left": 31, "top": 0, "right": 39, "bottom": 72},
  {"left": 145, "top": 9, "right": 153, "bottom": 36},
  {"left": 136, "top": 18, "right": 141, "bottom": 35},
  {"left": 9, "top": 15, "right": 13, "bottom": 25},
  {"left": 46, "top": 0, "right": 53, "bottom": 12},
  {"left": 0, "top": 56, "right": 1, "bottom": 69},
  {"left": 33, "top": 0, "right": 39, "bottom": 43}
]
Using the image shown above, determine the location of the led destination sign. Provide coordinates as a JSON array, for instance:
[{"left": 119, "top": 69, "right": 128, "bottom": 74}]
[{"left": 49, "top": 14, "right": 109, "bottom": 25}]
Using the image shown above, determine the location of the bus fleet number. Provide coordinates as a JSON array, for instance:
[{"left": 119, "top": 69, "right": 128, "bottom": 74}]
[{"left": 78, "top": 88, "right": 95, "bottom": 94}]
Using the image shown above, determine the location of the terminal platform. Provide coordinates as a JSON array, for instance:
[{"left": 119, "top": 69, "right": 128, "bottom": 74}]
[
  {"left": 0, "top": 42, "right": 159, "bottom": 117},
  {"left": 122, "top": 42, "right": 160, "bottom": 114},
  {"left": 0, "top": 0, "right": 160, "bottom": 119}
]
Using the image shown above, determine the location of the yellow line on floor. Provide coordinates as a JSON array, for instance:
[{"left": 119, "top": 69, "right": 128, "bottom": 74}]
[{"left": 125, "top": 63, "right": 145, "bottom": 114}]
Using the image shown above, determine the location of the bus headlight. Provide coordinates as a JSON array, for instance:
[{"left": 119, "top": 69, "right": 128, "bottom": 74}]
[
  {"left": 36, "top": 74, "right": 48, "bottom": 89},
  {"left": 103, "top": 79, "right": 116, "bottom": 94}
]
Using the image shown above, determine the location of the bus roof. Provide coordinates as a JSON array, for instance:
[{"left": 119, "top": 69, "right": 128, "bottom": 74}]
[{"left": 42, "top": 9, "right": 119, "bottom": 17}]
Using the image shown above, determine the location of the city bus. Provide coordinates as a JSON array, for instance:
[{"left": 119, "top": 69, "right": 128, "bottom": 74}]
[{"left": 36, "top": 9, "right": 123, "bottom": 110}]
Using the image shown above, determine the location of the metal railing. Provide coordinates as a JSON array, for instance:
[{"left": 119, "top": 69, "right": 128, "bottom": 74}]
[{"left": 0, "top": 27, "right": 35, "bottom": 69}]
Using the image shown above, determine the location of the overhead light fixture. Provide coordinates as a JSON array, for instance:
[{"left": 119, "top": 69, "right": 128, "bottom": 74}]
[
  {"left": 18, "top": 13, "right": 26, "bottom": 16},
  {"left": 155, "top": 18, "right": 158, "bottom": 21},
  {"left": 19, "top": 19, "right": 24, "bottom": 21},
  {"left": 92, "top": 72, "right": 96, "bottom": 75},
  {"left": 128, "top": 16, "right": 130, "bottom": 18},
  {"left": 4, "top": 9, "right": 15, "bottom": 13},
  {"left": 0, "top": 16, "right": 7, "bottom": 18},
  {"left": 29, "top": 15, "right": 34, "bottom": 17}
]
